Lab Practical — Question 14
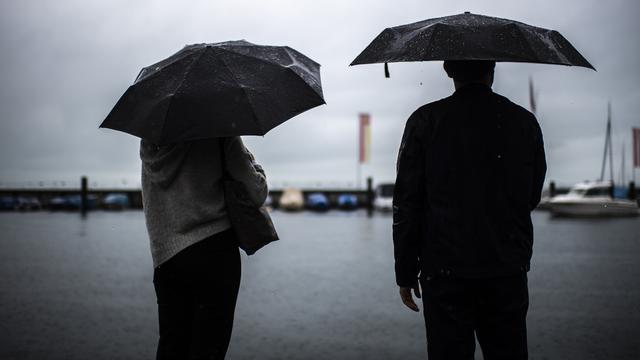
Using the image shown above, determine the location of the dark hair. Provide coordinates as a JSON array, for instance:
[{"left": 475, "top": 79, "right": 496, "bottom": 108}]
[{"left": 443, "top": 60, "right": 496, "bottom": 82}]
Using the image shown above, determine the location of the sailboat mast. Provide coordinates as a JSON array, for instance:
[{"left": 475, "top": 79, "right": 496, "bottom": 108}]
[
  {"left": 600, "top": 103, "right": 611, "bottom": 181},
  {"left": 608, "top": 103, "right": 614, "bottom": 184},
  {"left": 529, "top": 77, "right": 537, "bottom": 115}
]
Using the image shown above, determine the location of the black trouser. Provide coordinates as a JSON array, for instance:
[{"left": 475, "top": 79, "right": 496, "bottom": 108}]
[
  {"left": 420, "top": 272, "right": 529, "bottom": 360},
  {"left": 153, "top": 229, "right": 241, "bottom": 360}
]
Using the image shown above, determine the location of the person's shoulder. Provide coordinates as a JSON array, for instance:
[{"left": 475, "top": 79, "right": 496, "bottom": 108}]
[
  {"left": 492, "top": 92, "right": 534, "bottom": 117},
  {"left": 416, "top": 96, "right": 452, "bottom": 113},
  {"left": 410, "top": 96, "right": 452, "bottom": 121},
  {"left": 491, "top": 92, "right": 542, "bottom": 138}
]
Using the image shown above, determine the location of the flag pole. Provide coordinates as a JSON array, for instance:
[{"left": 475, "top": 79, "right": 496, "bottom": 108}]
[
  {"left": 633, "top": 127, "right": 639, "bottom": 183},
  {"left": 357, "top": 114, "right": 361, "bottom": 189},
  {"left": 357, "top": 113, "right": 371, "bottom": 190},
  {"left": 357, "top": 159, "right": 362, "bottom": 190}
]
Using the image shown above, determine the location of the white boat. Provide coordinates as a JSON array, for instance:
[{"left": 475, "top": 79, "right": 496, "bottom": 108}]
[
  {"left": 279, "top": 188, "right": 304, "bottom": 211},
  {"left": 373, "top": 183, "right": 394, "bottom": 212},
  {"left": 547, "top": 181, "right": 639, "bottom": 217}
]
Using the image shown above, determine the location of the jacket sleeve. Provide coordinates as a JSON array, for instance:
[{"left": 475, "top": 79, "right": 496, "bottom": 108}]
[
  {"left": 393, "top": 111, "right": 426, "bottom": 287},
  {"left": 530, "top": 117, "right": 547, "bottom": 210},
  {"left": 224, "top": 137, "right": 268, "bottom": 207}
]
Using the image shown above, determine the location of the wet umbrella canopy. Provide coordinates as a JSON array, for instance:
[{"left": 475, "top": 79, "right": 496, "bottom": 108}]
[
  {"left": 351, "top": 12, "right": 594, "bottom": 71},
  {"left": 101, "top": 40, "right": 325, "bottom": 144}
]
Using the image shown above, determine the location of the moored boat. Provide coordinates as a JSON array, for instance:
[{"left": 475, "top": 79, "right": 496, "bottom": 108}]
[
  {"left": 337, "top": 194, "right": 358, "bottom": 210},
  {"left": 279, "top": 188, "right": 304, "bottom": 211},
  {"left": 306, "top": 193, "right": 330, "bottom": 212},
  {"left": 547, "top": 181, "right": 639, "bottom": 217},
  {"left": 102, "top": 193, "right": 130, "bottom": 210},
  {"left": 373, "top": 183, "right": 394, "bottom": 212}
]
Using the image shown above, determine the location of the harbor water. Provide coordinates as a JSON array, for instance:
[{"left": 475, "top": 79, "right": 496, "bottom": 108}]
[{"left": 0, "top": 210, "right": 639, "bottom": 359}]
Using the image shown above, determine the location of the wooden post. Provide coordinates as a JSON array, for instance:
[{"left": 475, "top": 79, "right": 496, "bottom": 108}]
[
  {"left": 366, "top": 177, "right": 373, "bottom": 216},
  {"left": 629, "top": 181, "right": 637, "bottom": 201},
  {"left": 81, "top": 176, "right": 88, "bottom": 215}
]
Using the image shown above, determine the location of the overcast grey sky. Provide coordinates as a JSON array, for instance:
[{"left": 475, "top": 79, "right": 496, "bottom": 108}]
[{"left": 1, "top": 0, "right": 639, "bottom": 189}]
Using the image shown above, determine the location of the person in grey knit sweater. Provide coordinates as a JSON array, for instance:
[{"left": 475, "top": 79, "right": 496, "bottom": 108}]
[{"left": 141, "top": 136, "right": 267, "bottom": 360}]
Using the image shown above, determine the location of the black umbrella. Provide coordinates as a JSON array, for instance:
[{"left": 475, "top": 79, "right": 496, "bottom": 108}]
[
  {"left": 101, "top": 40, "right": 325, "bottom": 144},
  {"left": 351, "top": 12, "right": 595, "bottom": 74}
]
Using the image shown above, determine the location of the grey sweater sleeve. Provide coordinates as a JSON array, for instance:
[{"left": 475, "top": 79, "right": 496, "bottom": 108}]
[{"left": 224, "top": 137, "right": 268, "bottom": 207}]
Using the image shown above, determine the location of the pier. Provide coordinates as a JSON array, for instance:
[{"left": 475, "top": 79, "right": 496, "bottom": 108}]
[
  {"left": 0, "top": 177, "right": 377, "bottom": 211},
  {"left": 1, "top": 178, "right": 637, "bottom": 211}
]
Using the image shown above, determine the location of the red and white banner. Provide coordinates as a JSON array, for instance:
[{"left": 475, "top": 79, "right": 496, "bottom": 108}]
[
  {"left": 633, "top": 127, "right": 640, "bottom": 168},
  {"left": 359, "top": 113, "right": 371, "bottom": 163}
]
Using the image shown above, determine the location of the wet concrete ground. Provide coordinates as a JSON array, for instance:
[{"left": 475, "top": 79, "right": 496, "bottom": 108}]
[{"left": 0, "top": 211, "right": 638, "bottom": 359}]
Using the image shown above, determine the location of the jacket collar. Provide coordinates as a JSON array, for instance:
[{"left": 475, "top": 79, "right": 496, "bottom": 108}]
[{"left": 453, "top": 83, "right": 493, "bottom": 97}]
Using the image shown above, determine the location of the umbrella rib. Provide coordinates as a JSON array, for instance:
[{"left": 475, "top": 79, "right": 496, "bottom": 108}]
[
  {"left": 221, "top": 44, "right": 321, "bottom": 69},
  {"left": 422, "top": 23, "right": 442, "bottom": 61},
  {"left": 216, "top": 46, "right": 287, "bottom": 73},
  {"left": 218, "top": 46, "right": 323, "bottom": 98},
  {"left": 215, "top": 51, "right": 265, "bottom": 134},
  {"left": 158, "top": 50, "right": 208, "bottom": 144},
  {"left": 280, "top": 48, "right": 324, "bottom": 99},
  {"left": 223, "top": 48, "right": 325, "bottom": 110},
  {"left": 509, "top": 24, "right": 543, "bottom": 64},
  {"left": 173, "top": 49, "right": 208, "bottom": 95},
  {"left": 283, "top": 66, "right": 325, "bottom": 103},
  {"left": 135, "top": 49, "right": 202, "bottom": 85},
  {"left": 282, "top": 46, "right": 322, "bottom": 69}
]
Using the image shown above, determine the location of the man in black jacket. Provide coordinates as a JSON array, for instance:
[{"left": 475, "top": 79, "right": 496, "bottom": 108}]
[{"left": 393, "top": 60, "right": 546, "bottom": 360}]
